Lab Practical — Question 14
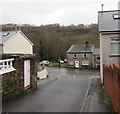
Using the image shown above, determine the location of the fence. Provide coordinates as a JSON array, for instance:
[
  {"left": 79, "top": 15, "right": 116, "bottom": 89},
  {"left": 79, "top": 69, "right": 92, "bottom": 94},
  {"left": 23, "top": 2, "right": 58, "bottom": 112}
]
[
  {"left": 0, "top": 58, "right": 15, "bottom": 75},
  {"left": 103, "top": 63, "right": 120, "bottom": 113}
]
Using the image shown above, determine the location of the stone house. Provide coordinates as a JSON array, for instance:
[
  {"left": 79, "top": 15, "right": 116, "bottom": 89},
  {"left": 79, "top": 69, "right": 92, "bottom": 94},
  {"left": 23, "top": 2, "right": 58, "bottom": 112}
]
[
  {"left": 67, "top": 42, "right": 100, "bottom": 68},
  {"left": 98, "top": 10, "right": 120, "bottom": 82}
]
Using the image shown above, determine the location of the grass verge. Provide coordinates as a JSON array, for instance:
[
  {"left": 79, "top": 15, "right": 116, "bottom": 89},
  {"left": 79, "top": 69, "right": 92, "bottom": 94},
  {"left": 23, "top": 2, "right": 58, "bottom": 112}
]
[
  {"left": 97, "top": 78, "right": 114, "bottom": 112},
  {"left": 60, "top": 63, "right": 67, "bottom": 67}
]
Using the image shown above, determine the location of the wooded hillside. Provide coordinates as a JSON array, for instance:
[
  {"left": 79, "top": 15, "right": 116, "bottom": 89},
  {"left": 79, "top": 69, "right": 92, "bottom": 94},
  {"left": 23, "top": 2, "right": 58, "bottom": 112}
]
[{"left": 2, "top": 23, "right": 99, "bottom": 61}]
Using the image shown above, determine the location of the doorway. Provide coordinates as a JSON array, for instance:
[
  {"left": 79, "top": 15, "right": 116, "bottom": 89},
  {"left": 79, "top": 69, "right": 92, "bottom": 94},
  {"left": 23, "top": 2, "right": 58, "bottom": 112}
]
[
  {"left": 75, "top": 61, "right": 79, "bottom": 68},
  {"left": 24, "top": 60, "right": 30, "bottom": 88}
]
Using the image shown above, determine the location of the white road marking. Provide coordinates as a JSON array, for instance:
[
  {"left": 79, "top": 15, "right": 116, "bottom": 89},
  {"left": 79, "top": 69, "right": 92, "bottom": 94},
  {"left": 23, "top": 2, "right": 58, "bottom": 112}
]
[{"left": 89, "top": 76, "right": 100, "bottom": 79}]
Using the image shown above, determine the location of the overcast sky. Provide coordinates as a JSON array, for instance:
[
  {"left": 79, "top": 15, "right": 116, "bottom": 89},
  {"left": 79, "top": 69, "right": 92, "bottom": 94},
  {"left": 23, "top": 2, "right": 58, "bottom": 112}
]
[{"left": 0, "top": 0, "right": 119, "bottom": 26}]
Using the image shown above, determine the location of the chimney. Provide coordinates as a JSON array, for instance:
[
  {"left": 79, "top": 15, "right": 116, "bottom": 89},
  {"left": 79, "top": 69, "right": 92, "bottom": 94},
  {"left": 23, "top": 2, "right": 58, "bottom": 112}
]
[
  {"left": 15, "top": 25, "right": 18, "bottom": 33},
  {"left": 15, "top": 25, "right": 17, "bottom": 32},
  {"left": 84, "top": 41, "right": 89, "bottom": 47},
  {"left": 18, "top": 26, "right": 21, "bottom": 31}
]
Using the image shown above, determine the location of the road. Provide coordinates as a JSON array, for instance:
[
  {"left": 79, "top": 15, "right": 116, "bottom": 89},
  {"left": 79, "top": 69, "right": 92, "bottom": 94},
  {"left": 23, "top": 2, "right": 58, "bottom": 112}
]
[{"left": 3, "top": 67, "right": 100, "bottom": 112}]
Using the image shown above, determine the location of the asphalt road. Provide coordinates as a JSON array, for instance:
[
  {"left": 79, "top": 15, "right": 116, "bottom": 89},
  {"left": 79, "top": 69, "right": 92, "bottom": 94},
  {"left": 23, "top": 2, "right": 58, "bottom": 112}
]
[{"left": 3, "top": 67, "right": 100, "bottom": 112}]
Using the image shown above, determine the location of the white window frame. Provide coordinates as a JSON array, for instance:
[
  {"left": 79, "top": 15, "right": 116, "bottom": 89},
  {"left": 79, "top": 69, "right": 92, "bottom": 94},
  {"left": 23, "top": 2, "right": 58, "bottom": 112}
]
[
  {"left": 110, "top": 37, "right": 120, "bottom": 56},
  {"left": 83, "top": 53, "right": 87, "bottom": 58},
  {"left": 69, "top": 60, "right": 74, "bottom": 66},
  {"left": 82, "top": 60, "right": 89, "bottom": 66}
]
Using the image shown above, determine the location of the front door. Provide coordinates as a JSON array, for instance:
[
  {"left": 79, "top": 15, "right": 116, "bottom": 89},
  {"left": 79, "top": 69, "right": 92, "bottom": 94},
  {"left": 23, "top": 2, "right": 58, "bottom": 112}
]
[
  {"left": 75, "top": 61, "right": 79, "bottom": 68},
  {"left": 24, "top": 60, "right": 30, "bottom": 88}
]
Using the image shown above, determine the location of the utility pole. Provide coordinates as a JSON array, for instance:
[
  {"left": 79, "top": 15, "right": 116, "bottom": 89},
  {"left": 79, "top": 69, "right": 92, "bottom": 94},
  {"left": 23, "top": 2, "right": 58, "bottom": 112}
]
[{"left": 56, "top": 25, "right": 61, "bottom": 68}]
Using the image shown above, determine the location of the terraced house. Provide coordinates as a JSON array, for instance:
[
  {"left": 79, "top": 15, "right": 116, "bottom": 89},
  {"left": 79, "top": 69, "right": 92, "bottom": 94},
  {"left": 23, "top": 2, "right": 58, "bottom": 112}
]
[
  {"left": 67, "top": 42, "right": 100, "bottom": 69},
  {"left": 98, "top": 10, "right": 120, "bottom": 113}
]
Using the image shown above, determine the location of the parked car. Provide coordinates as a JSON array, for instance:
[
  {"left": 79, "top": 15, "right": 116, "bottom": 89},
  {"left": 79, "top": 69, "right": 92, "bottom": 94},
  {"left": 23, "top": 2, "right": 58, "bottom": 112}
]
[
  {"left": 40, "top": 60, "right": 50, "bottom": 66},
  {"left": 58, "top": 60, "right": 64, "bottom": 64}
]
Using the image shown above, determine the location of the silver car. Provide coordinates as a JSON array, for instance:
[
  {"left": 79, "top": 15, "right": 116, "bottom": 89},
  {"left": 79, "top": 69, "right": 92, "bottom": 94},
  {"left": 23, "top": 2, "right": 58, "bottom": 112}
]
[{"left": 40, "top": 60, "right": 50, "bottom": 66}]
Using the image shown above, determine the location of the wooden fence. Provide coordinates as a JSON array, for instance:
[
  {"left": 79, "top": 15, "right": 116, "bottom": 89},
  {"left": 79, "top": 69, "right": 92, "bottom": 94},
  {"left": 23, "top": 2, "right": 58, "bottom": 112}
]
[{"left": 103, "top": 63, "right": 120, "bottom": 113}]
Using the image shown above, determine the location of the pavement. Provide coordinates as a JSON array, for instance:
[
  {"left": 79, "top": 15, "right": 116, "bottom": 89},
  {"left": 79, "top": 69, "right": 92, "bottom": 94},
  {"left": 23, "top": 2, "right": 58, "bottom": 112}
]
[{"left": 81, "top": 77, "right": 113, "bottom": 112}]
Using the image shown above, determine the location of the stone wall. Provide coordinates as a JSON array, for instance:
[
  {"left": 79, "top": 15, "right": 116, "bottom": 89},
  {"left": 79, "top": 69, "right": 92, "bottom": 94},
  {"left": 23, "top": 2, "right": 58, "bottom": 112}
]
[
  {"left": 1, "top": 54, "right": 37, "bottom": 101},
  {"left": 2, "top": 71, "right": 23, "bottom": 101}
]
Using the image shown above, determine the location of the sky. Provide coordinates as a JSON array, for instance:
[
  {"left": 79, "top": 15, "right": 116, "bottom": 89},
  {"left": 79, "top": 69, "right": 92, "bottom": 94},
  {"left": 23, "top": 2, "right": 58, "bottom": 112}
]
[{"left": 0, "top": 0, "right": 119, "bottom": 26}]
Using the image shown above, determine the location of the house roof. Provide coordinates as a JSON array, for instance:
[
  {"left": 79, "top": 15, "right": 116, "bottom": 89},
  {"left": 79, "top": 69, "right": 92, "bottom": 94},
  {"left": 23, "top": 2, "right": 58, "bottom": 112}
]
[
  {"left": 93, "top": 48, "right": 100, "bottom": 55},
  {"left": 98, "top": 10, "right": 120, "bottom": 32},
  {"left": 1, "top": 31, "right": 17, "bottom": 43},
  {"left": 0, "top": 31, "right": 34, "bottom": 45},
  {"left": 67, "top": 44, "right": 94, "bottom": 54}
]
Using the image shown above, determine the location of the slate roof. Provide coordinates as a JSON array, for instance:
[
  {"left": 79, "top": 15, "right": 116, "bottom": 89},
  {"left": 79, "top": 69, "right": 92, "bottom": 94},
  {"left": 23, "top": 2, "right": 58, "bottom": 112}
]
[
  {"left": 67, "top": 44, "right": 94, "bottom": 54},
  {"left": 93, "top": 48, "right": 100, "bottom": 55},
  {"left": 98, "top": 10, "right": 120, "bottom": 32},
  {"left": 1, "top": 31, "right": 17, "bottom": 43}
]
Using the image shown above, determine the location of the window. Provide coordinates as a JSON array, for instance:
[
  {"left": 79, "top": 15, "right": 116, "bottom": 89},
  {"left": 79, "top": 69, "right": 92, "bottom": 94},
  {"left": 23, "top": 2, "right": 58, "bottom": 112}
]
[
  {"left": 82, "top": 60, "right": 89, "bottom": 66},
  {"left": 113, "top": 14, "right": 120, "bottom": 20},
  {"left": 73, "top": 54, "right": 77, "bottom": 58},
  {"left": 96, "top": 56, "right": 100, "bottom": 61},
  {"left": 83, "top": 54, "right": 87, "bottom": 58},
  {"left": 69, "top": 60, "right": 74, "bottom": 66},
  {"left": 110, "top": 37, "right": 120, "bottom": 56}
]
